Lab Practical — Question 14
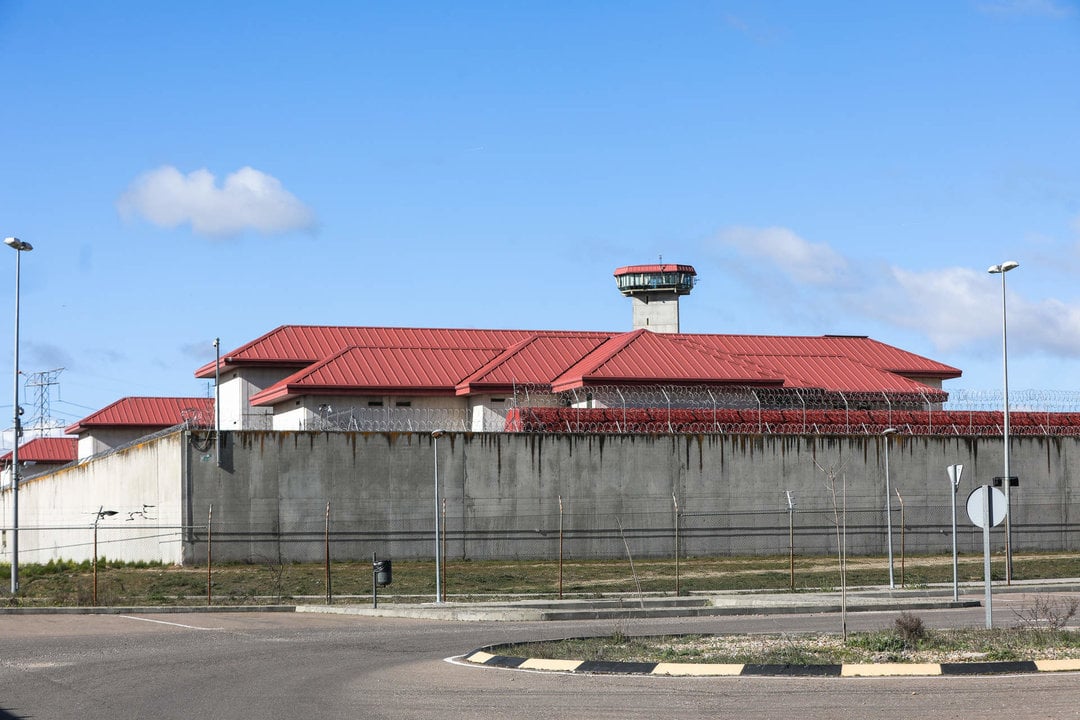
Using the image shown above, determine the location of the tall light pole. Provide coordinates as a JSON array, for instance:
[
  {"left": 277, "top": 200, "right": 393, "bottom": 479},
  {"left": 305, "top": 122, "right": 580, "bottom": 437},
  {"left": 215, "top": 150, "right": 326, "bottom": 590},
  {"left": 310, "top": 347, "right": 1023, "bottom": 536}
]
[
  {"left": 5, "top": 236, "right": 32, "bottom": 596},
  {"left": 883, "top": 427, "right": 898, "bottom": 589},
  {"left": 431, "top": 429, "right": 445, "bottom": 603},
  {"left": 989, "top": 260, "right": 1019, "bottom": 584},
  {"left": 213, "top": 337, "right": 221, "bottom": 467}
]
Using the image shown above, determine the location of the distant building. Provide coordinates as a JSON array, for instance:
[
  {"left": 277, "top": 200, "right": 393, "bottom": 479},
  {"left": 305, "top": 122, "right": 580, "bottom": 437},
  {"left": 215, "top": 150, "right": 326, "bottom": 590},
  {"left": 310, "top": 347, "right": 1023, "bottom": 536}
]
[
  {"left": 188, "top": 263, "right": 959, "bottom": 433},
  {"left": 613, "top": 263, "right": 697, "bottom": 333},
  {"left": 65, "top": 397, "right": 214, "bottom": 460},
  {"left": 194, "top": 325, "right": 959, "bottom": 433},
  {"left": 1, "top": 437, "right": 77, "bottom": 486}
]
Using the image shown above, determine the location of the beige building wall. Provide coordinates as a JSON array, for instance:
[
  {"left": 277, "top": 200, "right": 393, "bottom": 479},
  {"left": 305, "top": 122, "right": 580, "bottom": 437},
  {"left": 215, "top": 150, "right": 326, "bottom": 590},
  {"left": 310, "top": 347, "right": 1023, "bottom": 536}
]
[{"left": 1, "top": 433, "right": 185, "bottom": 566}]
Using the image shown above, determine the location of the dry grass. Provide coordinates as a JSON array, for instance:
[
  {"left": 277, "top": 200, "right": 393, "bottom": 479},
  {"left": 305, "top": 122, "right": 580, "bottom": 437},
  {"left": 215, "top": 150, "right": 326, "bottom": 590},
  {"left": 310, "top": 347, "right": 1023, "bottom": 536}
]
[{"left": 3, "top": 551, "right": 1079, "bottom": 607}]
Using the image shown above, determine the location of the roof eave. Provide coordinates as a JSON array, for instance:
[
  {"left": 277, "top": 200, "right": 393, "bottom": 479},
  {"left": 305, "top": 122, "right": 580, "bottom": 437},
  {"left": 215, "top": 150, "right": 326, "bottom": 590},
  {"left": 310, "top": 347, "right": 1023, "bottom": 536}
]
[{"left": 251, "top": 384, "right": 460, "bottom": 407}]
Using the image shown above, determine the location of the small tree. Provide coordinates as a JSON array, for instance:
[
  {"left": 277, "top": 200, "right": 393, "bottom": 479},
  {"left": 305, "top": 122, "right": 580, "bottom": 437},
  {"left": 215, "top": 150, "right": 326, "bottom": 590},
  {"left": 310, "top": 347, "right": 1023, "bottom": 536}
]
[{"left": 816, "top": 459, "right": 849, "bottom": 640}]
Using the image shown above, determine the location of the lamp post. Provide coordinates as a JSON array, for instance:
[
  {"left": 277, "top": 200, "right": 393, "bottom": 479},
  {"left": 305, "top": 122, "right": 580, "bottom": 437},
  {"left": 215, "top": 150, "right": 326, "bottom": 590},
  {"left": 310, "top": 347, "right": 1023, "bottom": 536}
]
[
  {"left": 988, "top": 260, "right": 1019, "bottom": 584},
  {"left": 883, "top": 428, "right": 898, "bottom": 589},
  {"left": 213, "top": 337, "right": 221, "bottom": 467},
  {"left": 92, "top": 507, "right": 118, "bottom": 606},
  {"left": 431, "top": 430, "right": 445, "bottom": 603},
  {"left": 5, "top": 236, "right": 32, "bottom": 596}
]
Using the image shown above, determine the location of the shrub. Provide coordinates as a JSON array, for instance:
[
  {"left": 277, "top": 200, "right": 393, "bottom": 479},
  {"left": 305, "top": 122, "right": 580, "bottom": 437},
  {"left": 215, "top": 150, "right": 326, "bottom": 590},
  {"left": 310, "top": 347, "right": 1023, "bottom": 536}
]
[{"left": 895, "top": 612, "right": 926, "bottom": 646}]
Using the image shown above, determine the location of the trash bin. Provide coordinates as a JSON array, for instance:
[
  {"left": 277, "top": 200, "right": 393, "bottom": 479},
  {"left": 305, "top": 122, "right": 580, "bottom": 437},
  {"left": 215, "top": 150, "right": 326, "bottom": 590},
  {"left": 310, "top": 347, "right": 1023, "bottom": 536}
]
[{"left": 374, "top": 560, "right": 392, "bottom": 587}]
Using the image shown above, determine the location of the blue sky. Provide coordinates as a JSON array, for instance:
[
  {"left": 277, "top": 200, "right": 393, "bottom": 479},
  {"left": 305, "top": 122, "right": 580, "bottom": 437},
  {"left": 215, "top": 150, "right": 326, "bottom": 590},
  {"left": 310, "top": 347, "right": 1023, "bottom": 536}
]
[{"left": 1, "top": 1, "right": 1078, "bottom": 441}]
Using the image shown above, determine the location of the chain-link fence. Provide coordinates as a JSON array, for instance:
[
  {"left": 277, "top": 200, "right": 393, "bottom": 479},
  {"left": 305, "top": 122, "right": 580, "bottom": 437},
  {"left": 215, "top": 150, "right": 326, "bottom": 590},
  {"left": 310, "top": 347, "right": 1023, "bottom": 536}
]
[{"left": 13, "top": 498, "right": 1075, "bottom": 567}]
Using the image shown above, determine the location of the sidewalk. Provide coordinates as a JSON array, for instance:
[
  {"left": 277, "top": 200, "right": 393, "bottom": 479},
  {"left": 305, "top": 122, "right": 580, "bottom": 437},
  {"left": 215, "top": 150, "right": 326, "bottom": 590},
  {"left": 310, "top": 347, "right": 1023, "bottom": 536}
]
[
  {"left": 297, "top": 577, "right": 1080, "bottom": 622},
  {"left": 3, "top": 578, "right": 1076, "bottom": 619}
]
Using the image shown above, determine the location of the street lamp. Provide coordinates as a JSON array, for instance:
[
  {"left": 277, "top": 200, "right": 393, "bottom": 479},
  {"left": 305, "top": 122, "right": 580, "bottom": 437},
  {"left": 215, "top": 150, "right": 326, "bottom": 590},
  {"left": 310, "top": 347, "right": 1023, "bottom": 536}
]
[
  {"left": 883, "top": 428, "right": 898, "bottom": 589},
  {"left": 431, "top": 430, "right": 446, "bottom": 603},
  {"left": 93, "top": 507, "right": 118, "bottom": 606},
  {"left": 5, "top": 236, "right": 32, "bottom": 596},
  {"left": 988, "top": 260, "right": 1019, "bottom": 584}
]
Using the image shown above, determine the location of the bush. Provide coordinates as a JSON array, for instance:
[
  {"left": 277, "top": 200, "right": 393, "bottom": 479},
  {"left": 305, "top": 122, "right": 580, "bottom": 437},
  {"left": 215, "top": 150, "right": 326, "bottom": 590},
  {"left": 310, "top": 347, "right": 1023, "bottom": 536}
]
[{"left": 895, "top": 612, "right": 926, "bottom": 646}]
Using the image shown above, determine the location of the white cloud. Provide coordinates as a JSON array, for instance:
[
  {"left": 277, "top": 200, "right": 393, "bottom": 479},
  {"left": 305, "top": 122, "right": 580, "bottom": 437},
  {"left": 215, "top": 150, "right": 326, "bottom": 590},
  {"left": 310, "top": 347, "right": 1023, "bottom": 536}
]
[
  {"left": 117, "top": 166, "right": 317, "bottom": 238},
  {"left": 886, "top": 267, "right": 999, "bottom": 349},
  {"left": 888, "top": 267, "right": 1080, "bottom": 355},
  {"left": 717, "top": 226, "right": 848, "bottom": 285},
  {"left": 714, "top": 225, "right": 1080, "bottom": 360}
]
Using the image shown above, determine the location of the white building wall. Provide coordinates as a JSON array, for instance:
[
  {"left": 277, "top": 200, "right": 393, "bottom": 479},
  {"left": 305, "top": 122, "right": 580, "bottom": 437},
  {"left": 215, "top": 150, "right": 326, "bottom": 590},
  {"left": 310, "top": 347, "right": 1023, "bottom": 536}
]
[
  {"left": 218, "top": 368, "right": 286, "bottom": 430},
  {"left": 270, "top": 394, "right": 473, "bottom": 431},
  {"left": 1, "top": 432, "right": 185, "bottom": 565},
  {"left": 468, "top": 395, "right": 511, "bottom": 431},
  {"left": 76, "top": 428, "right": 156, "bottom": 461}
]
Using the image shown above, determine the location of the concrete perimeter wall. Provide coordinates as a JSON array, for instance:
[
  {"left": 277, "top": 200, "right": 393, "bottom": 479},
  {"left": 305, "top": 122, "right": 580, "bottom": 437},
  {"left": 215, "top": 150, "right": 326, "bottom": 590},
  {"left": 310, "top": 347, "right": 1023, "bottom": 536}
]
[
  {"left": 1, "top": 433, "right": 185, "bottom": 565},
  {"left": 180, "top": 431, "right": 1079, "bottom": 565},
  {"left": 5, "top": 430, "right": 1076, "bottom": 566}
]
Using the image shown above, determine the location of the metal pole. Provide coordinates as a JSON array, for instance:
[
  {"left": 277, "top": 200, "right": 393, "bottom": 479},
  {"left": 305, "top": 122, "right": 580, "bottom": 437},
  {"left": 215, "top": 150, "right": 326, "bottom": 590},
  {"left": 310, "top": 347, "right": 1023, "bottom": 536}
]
[
  {"left": 883, "top": 429, "right": 897, "bottom": 589},
  {"left": 673, "top": 493, "right": 680, "bottom": 597},
  {"left": 558, "top": 495, "right": 563, "bottom": 599},
  {"left": 325, "top": 501, "right": 331, "bottom": 605},
  {"left": 896, "top": 489, "right": 905, "bottom": 588},
  {"left": 214, "top": 337, "right": 221, "bottom": 467},
  {"left": 431, "top": 431, "right": 443, "bottom": 603},
  {"left": 989, "top": 261, "right": 1018, "bottom": 584},
  {"left": 93, "top": 508, "right": 101, "bottom": 606},
  {"left": 983, "top": 487, "right": 993, "bottom": 629},
  {"left": 948, "top": 464, "right": 963, "bottom": 602},
  {"left": 441, "top": 497, "right": 447, "bottom": 599},
  {"left": 789, "top": 508, "right": 794, "bottom": 591},
  {"left": 207, "top": 504, "right": 213, "bottom": 606},
  {"left": 952, "top": 490, "right": 959, "bottom": 601},
  {"left": 7, "top": 237, "right": 31, "bottom": 595},
  {"left": 1001, "top": 272, "right": 1013, "bottom": 585},
  {"left": 786, "top": 491, "right": 795, "bottom": 592}
]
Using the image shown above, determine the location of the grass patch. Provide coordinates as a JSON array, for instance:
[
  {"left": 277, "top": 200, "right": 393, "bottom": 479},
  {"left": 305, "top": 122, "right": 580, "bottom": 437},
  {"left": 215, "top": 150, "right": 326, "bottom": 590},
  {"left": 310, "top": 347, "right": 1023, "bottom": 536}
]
[
  {"left": 1, "top": 551, "right": 1078, "bottom": 607},
  {"left": 495, "top": 624, "right": 1080, "bottom": 665}
]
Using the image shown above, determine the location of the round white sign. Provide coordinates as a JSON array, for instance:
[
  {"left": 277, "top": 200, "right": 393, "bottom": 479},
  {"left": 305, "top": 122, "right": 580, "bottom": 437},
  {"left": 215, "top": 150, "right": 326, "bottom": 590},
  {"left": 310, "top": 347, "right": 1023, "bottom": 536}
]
[{"left": 966, "top": 485, "right": 1007, "bottom": 529}]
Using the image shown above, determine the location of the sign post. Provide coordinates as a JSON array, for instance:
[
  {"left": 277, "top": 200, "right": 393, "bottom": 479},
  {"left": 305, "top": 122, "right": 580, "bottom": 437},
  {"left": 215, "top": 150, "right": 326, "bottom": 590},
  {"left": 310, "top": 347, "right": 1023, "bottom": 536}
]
[
  {"left": 947, "top": 464, "right": 963, "bottom": 601},
  {"left": 967, "top": 485, "right": 1007, "bottom": 629}
]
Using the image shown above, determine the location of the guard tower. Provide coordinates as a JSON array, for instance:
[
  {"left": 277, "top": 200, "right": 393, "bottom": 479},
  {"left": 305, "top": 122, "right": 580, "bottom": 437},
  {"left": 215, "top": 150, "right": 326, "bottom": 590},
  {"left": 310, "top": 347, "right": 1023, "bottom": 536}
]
[{"left": 613, "top": 263, "right": 697, "bottom": 333}]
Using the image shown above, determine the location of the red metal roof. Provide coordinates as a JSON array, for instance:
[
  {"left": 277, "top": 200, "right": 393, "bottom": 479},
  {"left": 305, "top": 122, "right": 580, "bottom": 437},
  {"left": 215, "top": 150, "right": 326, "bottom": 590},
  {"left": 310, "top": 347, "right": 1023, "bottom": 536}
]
[
  {"left": 250, "top": 345, "right": 507, "bottom": 405},
  {"left": 65, "top": 397, "right": 215, "bottom": 435},
  {"left": 456, "top": 334, "right": 612, "bottom": 395},
  {"left": 194, "top": 325, "right": 584, "bottom": 378},
  {"left": 736, "top": 353, "right": 944, "bottom": 395},
  {"left": 552, "top": 330, "right": 784, "bottom": 392},
  {"left": 1, "top": 437, "right": 77, "bottom": 466},
  {"left": 201, "top": 325, "right": 961, "bottom": 405},
  {"left": 692, "top": 334, "right": 960, "bottom": 379},
  {"left": 613, "top": 264, "right": 697, "bottom": 276}
]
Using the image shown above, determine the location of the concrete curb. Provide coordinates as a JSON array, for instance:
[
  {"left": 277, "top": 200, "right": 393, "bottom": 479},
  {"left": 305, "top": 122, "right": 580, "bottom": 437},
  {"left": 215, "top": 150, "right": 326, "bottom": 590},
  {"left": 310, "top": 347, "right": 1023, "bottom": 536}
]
[
  {"left": 0, "top": 605, "right": 296, "bottom": 615},
  {"left": 461, "top": 648, "right": 1080, "bottom": 678}
]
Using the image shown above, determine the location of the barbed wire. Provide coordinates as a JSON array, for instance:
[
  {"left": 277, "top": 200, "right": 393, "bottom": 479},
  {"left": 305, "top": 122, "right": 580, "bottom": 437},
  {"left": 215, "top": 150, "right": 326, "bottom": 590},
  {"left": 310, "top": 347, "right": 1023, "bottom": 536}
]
[
  {"left": 305, "top": 406, "right": 479, "bottom": 433},
  {"left": 944, "top": 389, "right": 1080, "bottom": 412},
  {"left": 504, "top": 384, "right": 1080, "bottom": 436},
  {"left": 255, "top": 386, "right": 1080, "bottom": 435},
  {"left": 511, "top": 384, "right": 1080, "bottom": 412}
]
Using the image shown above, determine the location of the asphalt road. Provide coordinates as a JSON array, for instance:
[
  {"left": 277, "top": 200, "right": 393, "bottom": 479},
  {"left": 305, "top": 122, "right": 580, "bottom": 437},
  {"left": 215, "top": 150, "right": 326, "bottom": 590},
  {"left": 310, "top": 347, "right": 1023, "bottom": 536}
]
[{"left": 1, "top": 594, "right": 1079, "bottom": 720}]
